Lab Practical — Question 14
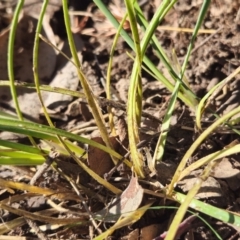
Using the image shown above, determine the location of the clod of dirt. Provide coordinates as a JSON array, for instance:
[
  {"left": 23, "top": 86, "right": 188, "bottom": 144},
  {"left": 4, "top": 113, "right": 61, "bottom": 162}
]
[
  {"left": 66, "top": 99, "right": 93, "bottom": 121},
  {"left": 155, "top": 161, "right": 177, "bottom": 186},
  {"left": 0, "top": 14, "right": 57, "bottom": 123},
  {"left": 178, "top": 170, "right": 223, "bottom": 199},
  {"left": 42, "top": 34, "right": 84, "bottom": 116},
  {"left": 115, "top": 78, "right": 129, "bottom": 102},
  {"left": 23, "top": 0, "right": 62, "bottom": 19},
  {"left": 55, "top": 159, "right": 90, "bottom": 185},
  {"left": 27, "top": 196, "right": 46, "bottom": 209},
  {"left": 211, "top": 157, "right": 240, "bottom": 179}
]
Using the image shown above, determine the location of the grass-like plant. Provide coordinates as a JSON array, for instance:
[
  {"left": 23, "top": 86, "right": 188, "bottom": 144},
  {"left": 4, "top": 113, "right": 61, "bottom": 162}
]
[{"left": 1, "top": 0, "right": 240, "bottom": 239}]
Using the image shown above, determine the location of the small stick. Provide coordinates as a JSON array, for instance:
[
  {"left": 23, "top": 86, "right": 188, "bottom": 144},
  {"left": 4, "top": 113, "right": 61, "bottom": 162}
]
[
  {"left": 68, "top": 178, "right": 102, "bottom": 235},
  {"left": 26, "top": 218, "right": 50, "bottom": 240},
  {"left": 30, "top": 150, "right": 59, "bottom": 185},
  {"left": 191, "top": 26, "right": 223, "bottom": 54},
  {"left": 98, "top": 97, "right": 162, "bottom": 123}
]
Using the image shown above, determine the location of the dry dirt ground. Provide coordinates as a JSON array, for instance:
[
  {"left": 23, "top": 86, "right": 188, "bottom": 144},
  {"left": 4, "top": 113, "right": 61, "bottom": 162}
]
[{"left": 1, "top": 0, "right": 240, "bottom": 239}]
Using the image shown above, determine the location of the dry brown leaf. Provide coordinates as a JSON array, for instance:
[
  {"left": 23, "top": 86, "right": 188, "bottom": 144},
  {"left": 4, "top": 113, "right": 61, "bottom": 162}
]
[
  {"left": 141, "top": 224, "right": 162, "bottom": 240},
  {"left": 116, "top": 116, "right": 128, "bottom": 156},
  {"left": 95, "top": 174, "right": 144, "bottom": 222},
  {"left": 117, "top": 116, "right": 128, "bottom": 143},
  {"left": 0, "top": 25, "right": 11, "bottom": 80},
  {"left": 87, "top": 136, "right": 118, "bottom": 177},
  {"left": 127, "top": 229, "right": 140, "bottom": 240},
  {"left": 126, "top": 224, "right": 163, "bottom": 240},
  {"left": 65, "top": 99, "right": 93, "bottom": 121},
  {"left": 79, "top": 101, "right": 93, "bottom": 121}
]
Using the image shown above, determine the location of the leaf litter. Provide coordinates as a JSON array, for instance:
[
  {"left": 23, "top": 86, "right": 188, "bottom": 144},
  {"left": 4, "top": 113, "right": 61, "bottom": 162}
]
[{"left": 1, "top": 0, "right": 240, "bottom": 239}]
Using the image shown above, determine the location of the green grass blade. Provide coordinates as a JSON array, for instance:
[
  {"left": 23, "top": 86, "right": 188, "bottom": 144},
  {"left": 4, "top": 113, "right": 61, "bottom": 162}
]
[
  {"left": 125, "top": 0, "right": 142, "bottom": 126},
  {"left": 152, "top": 81, "right": 180, "bottom": 165},
  {"left": 180, "top": 192, "right": 240, "bottom": 228},
  {"left": 179, "top": 143, "right": 240, "bottom": 180},
  {"left": 127, "top": 61, "right": 144, "bottom": 177},
  {"left": 0, "top": 157, "right": 45, "bottom": 165},
  {"left": 62, "top": 0, "right": 117, "bottom": 165},
  {"left": 196, "top": 66, "right": 240, "bottom": 130},
  {"left": 33, "top": 0, "right": 54, "bottom": 127},
  {"left": 134, "top": 1, "right": 198, "bottom": 108},
  {"left": 168, "top": 0, "right": 212, "bottom": 194},
  {"left": 7, "top": 0, "right": 24, "bottom": 121},
  {"left": 125, "top": 0, "right": 142, "bottom": 64},
  {"left": 150, "top": 206, "right": 222, "bottom": 239},
  {"left": 180, "top": 0, "right": 211, "bottom": 77},
  {"left": 147, "top": 188, "right": 240, "bottom": 233},
  {"left": 0, "top": 139, "right": 44, "bottom": 155},
  {"left": 0, "top": 110, "right": 21, "bottom": 120},
  {"left": 124, "top": 0, "right": 144, "bottom": 176},
  {"left": 166, "top": 160, "right": 214, "bottom": 240},
  {"left": 93, "top": 0, "right": 196, "bottom": 109},
  {"left": 7, "top": 0, "right": 37, "bottom": 147},
  {"left": 169, "top": 104, "right": 240, "bottom": 195},
  {"left": 106, "top": 13, "right": 128, "bottom": 134},
  {"left": 0, "top": 118, "right": 132, "bottom": 167},
  {"left": 0, "top": 80, "right": 86, "bottom": 98}
]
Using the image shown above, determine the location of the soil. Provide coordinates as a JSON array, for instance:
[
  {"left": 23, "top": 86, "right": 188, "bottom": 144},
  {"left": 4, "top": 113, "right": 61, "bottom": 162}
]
[{"left": 1, "top": 0, "right": 240, "bottom": 239}]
